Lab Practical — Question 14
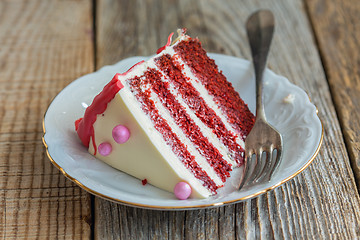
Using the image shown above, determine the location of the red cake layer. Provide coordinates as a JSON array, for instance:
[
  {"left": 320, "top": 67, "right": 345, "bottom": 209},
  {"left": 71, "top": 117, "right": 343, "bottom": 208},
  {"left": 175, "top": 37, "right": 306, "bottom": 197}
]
[
  {"left": 174, "top": 39, "right": 255, "bottom": 138},
  {"left": 155, "top": 54, "right": 245, "bottom": 165},
  {"left": 142, "top": 69, "right": 232, "bottom": 182},
  {"left": 128, "top": 73, "right": 220, "bottom": 193}
]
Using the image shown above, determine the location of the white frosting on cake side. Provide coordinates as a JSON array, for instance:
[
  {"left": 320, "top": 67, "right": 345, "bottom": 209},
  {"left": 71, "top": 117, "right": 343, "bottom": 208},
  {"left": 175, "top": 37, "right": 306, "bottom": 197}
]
[{"left": 90, "top": 94, "right": 214, "bottom": 198}]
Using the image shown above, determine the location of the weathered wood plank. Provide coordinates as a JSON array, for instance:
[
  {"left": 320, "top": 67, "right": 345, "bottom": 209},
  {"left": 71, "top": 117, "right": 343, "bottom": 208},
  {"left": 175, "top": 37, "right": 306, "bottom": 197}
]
[
  {"left": 95, "top": 0, "right": 360, "bottom": 239},
  {"left": 305, "top": 0, "right": 360, "bottom": 188},
  {"left": 0, "top": 0, "right": 93, "bottom": 238}
]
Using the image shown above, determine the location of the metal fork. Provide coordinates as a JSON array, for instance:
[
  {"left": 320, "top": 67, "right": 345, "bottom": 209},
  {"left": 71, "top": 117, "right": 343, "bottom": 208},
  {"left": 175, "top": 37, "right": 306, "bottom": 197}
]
[{"left": 238, "top": 10, "right": 283, "bottom": 190}]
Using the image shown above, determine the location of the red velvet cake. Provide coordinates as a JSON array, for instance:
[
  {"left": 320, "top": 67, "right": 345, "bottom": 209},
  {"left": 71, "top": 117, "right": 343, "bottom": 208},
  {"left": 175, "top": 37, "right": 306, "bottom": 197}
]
[{"left": 75, "top": 29, "right": 255, "bottom": 198}]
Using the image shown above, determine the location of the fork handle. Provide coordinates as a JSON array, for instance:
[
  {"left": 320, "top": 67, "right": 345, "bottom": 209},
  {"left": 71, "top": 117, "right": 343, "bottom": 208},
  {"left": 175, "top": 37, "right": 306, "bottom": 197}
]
[{"left": 246, "top": 10, "right": 274, "bottom": 120}]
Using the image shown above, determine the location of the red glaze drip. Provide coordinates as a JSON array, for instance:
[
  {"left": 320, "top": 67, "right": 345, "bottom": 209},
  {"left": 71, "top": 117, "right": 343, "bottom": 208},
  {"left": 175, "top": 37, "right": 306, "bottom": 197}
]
[
  {"left": 142, "top": 179, "right": 148, "bottom": 185},
  {"left": 75, "top": 118, "right": 82, "bottom": 131},
  {"left": 156, "top": 32, "right": 174, "bottom": 54},
  {"left": 76, "top": 74, "right": 124, "bottom": 154},
  {"left": 75, "top": 61, "right": 146, "bottom": 154}
]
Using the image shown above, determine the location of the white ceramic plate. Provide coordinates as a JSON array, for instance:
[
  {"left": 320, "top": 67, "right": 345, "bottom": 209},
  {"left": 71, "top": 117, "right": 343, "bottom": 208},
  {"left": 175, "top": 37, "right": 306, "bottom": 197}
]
[{"left": 42, "top": 53, "right": 323, "bottom": 210}]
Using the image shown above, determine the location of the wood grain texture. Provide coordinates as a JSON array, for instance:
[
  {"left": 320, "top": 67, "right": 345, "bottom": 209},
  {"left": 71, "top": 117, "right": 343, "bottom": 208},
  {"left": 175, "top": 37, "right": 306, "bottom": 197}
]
[
  {"left": 0, "top": 0, "right": 93, "bottom": 238},
  {"left": 94, "top": 0, "right": 360, "bottom": 239},
  {"left": 305, "top": 0, "right": 360, "bottom": 188}
]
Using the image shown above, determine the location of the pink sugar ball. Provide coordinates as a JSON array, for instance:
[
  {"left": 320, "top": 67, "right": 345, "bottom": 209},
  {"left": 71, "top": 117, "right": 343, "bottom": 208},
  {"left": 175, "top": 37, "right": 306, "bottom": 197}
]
[
  {"left": 174, "top": 182, "right": 192, "bottom": 200},
  {"left": 98, "top": 142, "right": 112, "bottom": 156},
  {"left": 112, "top": 125, "right": 130, "bottom": 144}
]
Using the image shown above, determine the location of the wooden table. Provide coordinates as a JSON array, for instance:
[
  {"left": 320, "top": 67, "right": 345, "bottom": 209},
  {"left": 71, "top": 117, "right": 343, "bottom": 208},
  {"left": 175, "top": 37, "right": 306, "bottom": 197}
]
[{"left": 1, "top": 0, "right": 359, "bottom": 239}]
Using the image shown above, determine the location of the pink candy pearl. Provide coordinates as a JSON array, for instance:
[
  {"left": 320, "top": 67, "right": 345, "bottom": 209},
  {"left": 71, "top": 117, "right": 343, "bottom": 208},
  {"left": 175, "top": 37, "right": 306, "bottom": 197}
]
[
  {"left": 174, "top": 182, "right": 192, "bottom": 200},
  {"left": 98, "top": 142, "right": 112, "bottom": 156},
  {"left": 112, "top": 125, "right": 130, "bottom": 144}
]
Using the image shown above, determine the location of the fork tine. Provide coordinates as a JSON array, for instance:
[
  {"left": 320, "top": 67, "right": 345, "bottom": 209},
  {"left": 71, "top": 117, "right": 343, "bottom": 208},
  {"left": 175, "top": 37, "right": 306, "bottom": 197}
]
[
  {"left": 262, "top": 148, "right": 282, "bottom": 182},
  {"left": 249, "top": 151, "right": 264, "bottom": 182},
  {"left": 267, "top": 148, "right": 282, "bottom": 180},
  {"left": 238, "top": 155, "right": 251, "bottom": 190},
  {"left": 253, "top": 150, "right": 270, "bottom": 182},
  {"left": 238, "top": 152, "right": 257, "bottom": 189}
]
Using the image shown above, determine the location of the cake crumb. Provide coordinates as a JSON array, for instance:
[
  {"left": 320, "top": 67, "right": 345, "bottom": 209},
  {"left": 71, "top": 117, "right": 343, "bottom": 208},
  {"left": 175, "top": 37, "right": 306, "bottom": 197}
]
[
  {"left": 142, "top": 179, "right": 148, "bottom": 185},
  {"left": 283, "top": 94, "right": 295, "bottom": 103}
]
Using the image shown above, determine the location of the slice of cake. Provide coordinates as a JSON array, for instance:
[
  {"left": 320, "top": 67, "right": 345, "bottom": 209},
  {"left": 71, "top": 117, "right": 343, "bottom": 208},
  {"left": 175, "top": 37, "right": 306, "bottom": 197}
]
[{"left": 75, "top": 29, "right": 255, "bottom": 198}]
